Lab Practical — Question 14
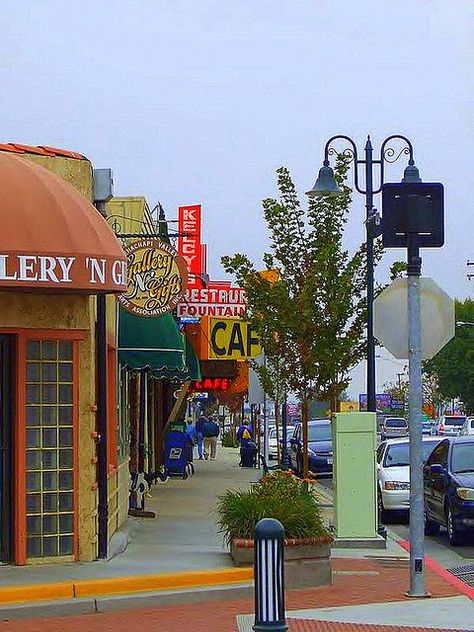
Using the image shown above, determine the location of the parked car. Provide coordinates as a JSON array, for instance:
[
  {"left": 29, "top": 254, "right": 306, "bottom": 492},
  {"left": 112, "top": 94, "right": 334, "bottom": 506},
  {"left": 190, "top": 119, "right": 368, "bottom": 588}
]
[
  {"left": 431, "top": 415, "right": 466, "bottom": 437},
  {"left": 460, "top": 417, "right": 474, "bottom": 437},
  {"left": 376, "top": 437, "right": 441, "bottom": 518},
  {"left": 267, "top": 425, "right": 295, "bottom": 460},
  {"left": 422, "top": 419, "right": 435, "bottom": 435},
  {"left": 380, "top": 417, "right": 408, "bottom": 441},
  {"left": 289, "top": 419, "right": 332, "bottom": 477},
  {"left": 424, "top": 436, "right": 474, "bottom": 545}
]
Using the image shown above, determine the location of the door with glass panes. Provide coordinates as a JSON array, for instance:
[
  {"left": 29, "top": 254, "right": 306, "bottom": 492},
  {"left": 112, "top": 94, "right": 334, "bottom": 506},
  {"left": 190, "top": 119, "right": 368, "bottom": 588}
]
[{"left": 24, "top": 338, "right": 77, "bottom": 561}]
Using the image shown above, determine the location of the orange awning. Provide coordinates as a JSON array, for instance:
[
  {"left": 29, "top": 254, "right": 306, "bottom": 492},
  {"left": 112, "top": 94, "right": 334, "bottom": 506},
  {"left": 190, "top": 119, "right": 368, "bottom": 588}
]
[{"left": 0, "top": 152, "right": 126, "bottom": 293}]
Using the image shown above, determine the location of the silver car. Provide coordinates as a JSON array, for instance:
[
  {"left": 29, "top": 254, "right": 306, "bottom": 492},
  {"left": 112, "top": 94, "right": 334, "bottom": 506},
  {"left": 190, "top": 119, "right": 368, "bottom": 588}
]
[{"left": 380, "top": 417, "right": 408, "bottom": 441}]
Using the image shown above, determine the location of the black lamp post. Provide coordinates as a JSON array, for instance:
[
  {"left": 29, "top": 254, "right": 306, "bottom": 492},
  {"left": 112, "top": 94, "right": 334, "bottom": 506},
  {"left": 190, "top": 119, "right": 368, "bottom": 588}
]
[{"left": 307, "top": 135, "right": 420, "bottom": 413}]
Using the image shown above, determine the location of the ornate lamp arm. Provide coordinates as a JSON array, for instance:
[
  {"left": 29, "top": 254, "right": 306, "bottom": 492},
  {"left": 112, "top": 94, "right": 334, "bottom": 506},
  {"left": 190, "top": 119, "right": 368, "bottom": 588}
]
[
  {"left": 376, "top": 135, "right": 415, "bottom": 194},
  {"left": 323, "top": 135, "right": 364, "bottom": 194}
]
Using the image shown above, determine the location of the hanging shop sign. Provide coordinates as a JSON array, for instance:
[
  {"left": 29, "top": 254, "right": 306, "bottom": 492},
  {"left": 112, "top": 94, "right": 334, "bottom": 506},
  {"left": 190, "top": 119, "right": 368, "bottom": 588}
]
[
  {"left": 209, "top": 318, "right": 261, "bottom": 359},
  {"left": 178, "top": 205, "right": 202, "bottom": 286},
  {"left": 118, "top": 238, "right": 188, "bottom": 317},
  {"left": 177, "top": 286, "right": 246, "bottom": 318}
]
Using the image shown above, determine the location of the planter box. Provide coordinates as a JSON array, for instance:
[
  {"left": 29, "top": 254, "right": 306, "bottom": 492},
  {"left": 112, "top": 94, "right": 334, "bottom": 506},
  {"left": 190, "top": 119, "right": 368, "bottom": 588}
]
[{"left": 231, "top": 537, "right": 332, "bottom": 589}]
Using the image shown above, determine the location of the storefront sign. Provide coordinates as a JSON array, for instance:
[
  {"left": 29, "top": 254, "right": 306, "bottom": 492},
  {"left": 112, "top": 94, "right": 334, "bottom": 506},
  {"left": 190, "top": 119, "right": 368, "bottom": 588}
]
[
  {"left": 177, "top": 286, "right": 246, "bottom": 318},
  {"left": 0, "top": 253, "right": 127, "bottom": 292},
  {"left": 209, "top": 318, "right": 261, "bottom": 359},
  {"left": 192, "top": 378, "right": 231, "bottom": 392},
  {"left": 178, "top": 205, "right": 202, "bottom": 286},
  {"left": 118, "top": 238, "right": 187, "bottom": 317}
]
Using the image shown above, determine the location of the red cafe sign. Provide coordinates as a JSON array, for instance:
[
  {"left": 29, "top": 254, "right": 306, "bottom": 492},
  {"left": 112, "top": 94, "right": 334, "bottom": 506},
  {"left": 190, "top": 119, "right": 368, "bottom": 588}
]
[
  {"left": 192, "top": 378, "right": 231, "bottom": 392},
  {"left": 0, "top": 253, "right": 127, "bottom": 293}
]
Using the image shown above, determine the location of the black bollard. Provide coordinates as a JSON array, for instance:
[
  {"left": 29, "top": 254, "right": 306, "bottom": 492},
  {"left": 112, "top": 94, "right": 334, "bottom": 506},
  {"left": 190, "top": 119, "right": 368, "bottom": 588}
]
[{"left": 253, "top": 518, "right": 287, "bottom": 632}]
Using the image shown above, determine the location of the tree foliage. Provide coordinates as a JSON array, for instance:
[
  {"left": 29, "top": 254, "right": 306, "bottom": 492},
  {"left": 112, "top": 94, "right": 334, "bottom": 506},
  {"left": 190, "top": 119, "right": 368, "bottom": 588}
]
[
  {"left": 222, "top": 156, "right": 381, "bottom": 406},
  {"left": 424, "top": 298, "right": 474, "bottom": 413}
]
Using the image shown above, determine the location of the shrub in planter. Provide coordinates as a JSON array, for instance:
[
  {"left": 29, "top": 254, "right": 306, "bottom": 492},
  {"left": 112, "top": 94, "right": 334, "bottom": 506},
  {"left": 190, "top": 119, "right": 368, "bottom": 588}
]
[
  {"left": 221, "top": 429, "right": 239, "bottom": 448},
  {"left": 216, "top": 470, "right": 332, "bottom": 588}
]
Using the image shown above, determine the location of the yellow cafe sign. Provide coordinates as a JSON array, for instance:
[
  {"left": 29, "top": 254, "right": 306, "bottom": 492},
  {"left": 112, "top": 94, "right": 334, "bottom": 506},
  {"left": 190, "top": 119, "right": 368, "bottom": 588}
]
[
  {"left": 118, "top": 238, "right": 188, "bottom": 317},
  {"left": 209, "top": 317, "right": 262, "bottom": 359}
]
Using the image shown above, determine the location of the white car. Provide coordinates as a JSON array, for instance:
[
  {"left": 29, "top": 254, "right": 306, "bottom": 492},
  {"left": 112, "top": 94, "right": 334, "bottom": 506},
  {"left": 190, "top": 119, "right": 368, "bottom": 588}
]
[
  {"left": 460, "top": 417, "right": 474, "bottom": 436},
  {"left": 268, "top": 426, "right": 295, "bottom": 460},
  {"left": 376, "top": 437, "right": 441, "bottom": 516}
]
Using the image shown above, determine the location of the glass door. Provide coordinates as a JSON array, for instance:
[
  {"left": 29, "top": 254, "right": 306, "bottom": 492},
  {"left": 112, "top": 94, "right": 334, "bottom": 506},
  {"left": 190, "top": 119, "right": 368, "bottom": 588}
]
[{"left": 0, "top": 335, "right": 15, "bottom": 563}]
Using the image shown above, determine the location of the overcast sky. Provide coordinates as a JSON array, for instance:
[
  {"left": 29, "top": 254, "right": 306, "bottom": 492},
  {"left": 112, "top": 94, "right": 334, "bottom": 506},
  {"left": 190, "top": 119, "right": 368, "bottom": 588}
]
[{"left": 2, "top": 1, "right": 473, "bottom": 397}]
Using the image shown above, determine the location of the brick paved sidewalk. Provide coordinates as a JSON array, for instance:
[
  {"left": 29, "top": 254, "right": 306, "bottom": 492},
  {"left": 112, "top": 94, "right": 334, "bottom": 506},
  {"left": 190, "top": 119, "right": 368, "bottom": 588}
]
[{"left": 0, "top": 557, "right": 464, "bottom": 632}]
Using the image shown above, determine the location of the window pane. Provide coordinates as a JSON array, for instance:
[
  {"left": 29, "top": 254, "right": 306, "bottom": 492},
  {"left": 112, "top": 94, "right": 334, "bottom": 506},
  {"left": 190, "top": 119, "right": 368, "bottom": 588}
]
[
  {"left": 43, "top": 493, "right": 58, "bottom": 513},
  {"left": 59, "top": 385, "right": 73, "bottom": 404},
  {"left": 42, "top": 428, "right": 57, "bottom": 448},
  {"left": 59, "top": 535, "right": 74, "bottom": 555},
  {"left": 58, "top": 407, "right": 73, "bottom": 425},
  {"left": 43, "top": 536, "right": 59, "bottom": 556},
  {"left": 26, "top": 363, "right": 40, "bottom": 381},
  {"left": 59, "top": 471, "right": 73, "bottom": 490},
  {"left": 26, "top": 451, "right": 41, "bottom": 470},
  {"left": 42, "top": 384, "right": 57, "bottom": 404},
  {"left": 42, "top": 342, "right": 57, "bottom": 360},
  {"left": 26, "top": 407, "right": 41, "bottom": 426},
  {"left": 27, "top": 515, "right": 42, "bottom": 535},
  {"left": 58, "top": 341, "right": 72, "bottom": 360},
  {"left": 26, "top": 341, "right": 41, "bottom": 360},
  {"left": 27, "top": 537, "right": 42, "bottom": 558},
  {"left": 41, "top": 450, "right": 57, "bottom": 470},
  {"left": 26, "top": 429, "right": 40, "bottom": 448},
  {"left": 42, "top": 363, "right": 57, "bottom": 382},
  {"left": 59, "top": 492, "right": 73, "bottom": 512},
  {"left": 59, "top": 428, "right": 73, "bottom": 447},
  {"left": 41, "top": 406, "right": 57, "bottom": 426},
  {"left": 26, "top": 472, "right": 41, "bottom": 492},
  {"left": 58, "top": 363, "right": 73, "bottom": 382},
  {"left": 26, "top": 494, "right": 41, "bottom": 513},
  {"left": 26, "top": 385, "right": 40, "bottom": 404},
  {"left": 59, "top": 450, "right": 73, "bottom": 469},
  {"left": 59, "top": 514, "right": 73, "bottom": 533},
  {"left": 43, "top": 515, "right": 58, "bottom": 535},
  {"left": 43, "top": 471, "right": 58, "bottom": 491}
]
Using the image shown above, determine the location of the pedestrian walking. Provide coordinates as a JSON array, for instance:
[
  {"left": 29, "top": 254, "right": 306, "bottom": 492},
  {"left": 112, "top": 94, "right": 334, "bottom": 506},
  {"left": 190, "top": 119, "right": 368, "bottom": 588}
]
[
  {"left": 237, "top": 417, "right": 257, "bottom": 467},
  {"left": 202, "top": 416, "right": 220, "bottom": 460},
  {"left": 195, "top": 414, "right": 206, "bottom": 460}
]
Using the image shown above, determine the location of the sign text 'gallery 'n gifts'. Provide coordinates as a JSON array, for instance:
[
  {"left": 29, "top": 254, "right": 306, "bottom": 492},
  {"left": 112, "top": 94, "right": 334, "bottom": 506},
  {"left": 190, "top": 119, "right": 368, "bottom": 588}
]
[{"left": 118, "top": 238, "right": 188, "bottom": 317}]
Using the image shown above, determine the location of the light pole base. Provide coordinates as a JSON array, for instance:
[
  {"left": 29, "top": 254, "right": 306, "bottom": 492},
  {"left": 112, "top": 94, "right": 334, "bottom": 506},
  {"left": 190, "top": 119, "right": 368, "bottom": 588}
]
[{"left": 405, "top": 591, "right": 431, "bottom": 599}]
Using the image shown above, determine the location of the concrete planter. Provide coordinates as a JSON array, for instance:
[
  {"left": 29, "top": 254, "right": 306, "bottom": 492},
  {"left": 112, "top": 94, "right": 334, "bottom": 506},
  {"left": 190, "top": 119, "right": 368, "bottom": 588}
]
[{"left": 230, "top": 536, "right": 333, "bottom": 589}]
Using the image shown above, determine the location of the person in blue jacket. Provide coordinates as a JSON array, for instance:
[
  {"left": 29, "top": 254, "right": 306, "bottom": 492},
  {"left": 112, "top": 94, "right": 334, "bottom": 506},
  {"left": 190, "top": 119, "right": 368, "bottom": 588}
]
[
  {"left": 237, "top": 418, "right": 254, "bottom": 447},
  {"left": 195, "top": 414, "right": 207, "bottom": 459}
]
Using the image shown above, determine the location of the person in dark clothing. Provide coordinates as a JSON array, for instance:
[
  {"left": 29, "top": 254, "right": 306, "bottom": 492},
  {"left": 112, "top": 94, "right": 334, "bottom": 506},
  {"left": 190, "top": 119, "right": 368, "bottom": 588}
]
[{"left": 195, "top": 415, "right": 207, "bottom": 459}]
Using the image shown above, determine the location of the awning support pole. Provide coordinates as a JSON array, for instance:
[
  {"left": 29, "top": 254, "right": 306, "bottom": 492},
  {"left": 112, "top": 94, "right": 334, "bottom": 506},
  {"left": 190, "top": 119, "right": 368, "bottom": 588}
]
[{"left": 97, "top": 291, "right": 108, "bottom": 559}]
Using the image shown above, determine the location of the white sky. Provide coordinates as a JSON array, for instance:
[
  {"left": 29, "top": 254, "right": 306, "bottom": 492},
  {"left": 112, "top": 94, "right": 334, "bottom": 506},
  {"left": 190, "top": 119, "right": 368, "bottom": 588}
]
[{"left": 1, "top": 1, "right": 473, "bottom": 397}]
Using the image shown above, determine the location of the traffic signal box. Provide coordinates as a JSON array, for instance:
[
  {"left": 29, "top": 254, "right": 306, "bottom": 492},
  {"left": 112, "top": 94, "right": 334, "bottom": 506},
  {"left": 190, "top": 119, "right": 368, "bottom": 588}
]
[{"left": 333, "top": 412, "right": 382, "bottom": 545}]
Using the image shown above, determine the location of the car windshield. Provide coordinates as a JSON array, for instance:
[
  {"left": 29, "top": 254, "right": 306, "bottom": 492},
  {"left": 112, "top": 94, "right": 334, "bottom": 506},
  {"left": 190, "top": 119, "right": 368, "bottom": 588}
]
[
  {"left": 308, "top": 424, "right": 332, "bottom": 442},
  {"left": 385, "top": 419, "right": 407, "bottom": 428},
  {"left": 445, "top": 417, "right": 466, "bottom": 426},
  {"left": 452, "top": 443, "right": 474, "bottom": 473},
  {"left": 383, "top": 441, "right": 439, "bottom": 467}
]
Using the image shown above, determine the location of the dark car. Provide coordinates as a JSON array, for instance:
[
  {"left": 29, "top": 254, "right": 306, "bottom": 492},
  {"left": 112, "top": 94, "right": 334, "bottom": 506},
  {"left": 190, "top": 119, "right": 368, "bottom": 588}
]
[
  {"left": 423, "top": 437, "right": 474, "bottom": 545},
  {"left": 289, "top": 419, "right": 332, "bottom": 477}
]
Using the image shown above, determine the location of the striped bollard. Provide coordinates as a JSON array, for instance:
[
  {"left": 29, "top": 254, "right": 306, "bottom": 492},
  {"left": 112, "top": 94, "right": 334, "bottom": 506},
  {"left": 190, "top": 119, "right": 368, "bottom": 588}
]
[{"left": 253, "top": 518, "right": 287, "bottom": 632}]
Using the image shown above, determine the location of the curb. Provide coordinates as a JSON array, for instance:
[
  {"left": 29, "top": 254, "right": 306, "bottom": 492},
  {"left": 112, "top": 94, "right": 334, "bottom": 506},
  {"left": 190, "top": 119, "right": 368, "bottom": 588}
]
[
  {"left": 399, "top": 539, "right": 474, "bottom": 599},
  {"left": 0, "top": 567, "right": 254, "bottom": 606}
]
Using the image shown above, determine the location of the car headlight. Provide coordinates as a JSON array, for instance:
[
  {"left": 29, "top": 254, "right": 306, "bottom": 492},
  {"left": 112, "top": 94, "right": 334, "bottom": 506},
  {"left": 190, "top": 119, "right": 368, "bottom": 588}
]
[
  {"left": 384, "top": 481, "right": 410, "bottom": 491},
  {"left": 308, "top": 448, "right": 316, "bottom": 457},
  {"left": 457, "top": 488, "right": 474, "bottom": 500}
]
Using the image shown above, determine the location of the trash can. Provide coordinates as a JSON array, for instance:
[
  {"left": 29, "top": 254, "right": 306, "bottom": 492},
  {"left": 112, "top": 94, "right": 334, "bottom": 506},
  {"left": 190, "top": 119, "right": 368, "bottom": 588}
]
[{"left": 240, "top": 441, "right": 258, "bottom": 468}]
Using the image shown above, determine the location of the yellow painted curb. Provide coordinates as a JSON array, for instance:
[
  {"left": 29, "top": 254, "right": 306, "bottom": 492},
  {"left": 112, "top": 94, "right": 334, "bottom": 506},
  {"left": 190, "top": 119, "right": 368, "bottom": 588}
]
[
  {"left": 74, "top": 567, "right": 254, "bottom": 598},
  {"left": 0, "top": 582, "right": 73, "bottom": 604},
  {"left": 0, "top": 567, "right": 254, "bottom": 605}
]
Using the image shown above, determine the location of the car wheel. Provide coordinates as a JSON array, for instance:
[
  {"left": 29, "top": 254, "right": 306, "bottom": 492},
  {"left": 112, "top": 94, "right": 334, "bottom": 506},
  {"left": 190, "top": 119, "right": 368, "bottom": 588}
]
[
  {"left": 446, "top": 504, "right": 463, "bottom": 546},
  {"left": 424, "top": 511, "right": 440, "bottom": 536}
]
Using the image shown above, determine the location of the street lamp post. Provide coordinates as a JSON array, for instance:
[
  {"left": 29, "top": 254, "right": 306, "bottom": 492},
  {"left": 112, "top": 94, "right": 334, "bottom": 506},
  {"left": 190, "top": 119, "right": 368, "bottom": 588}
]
[{"left": 307, "top": 135, "right": 420, "bottom": 413}]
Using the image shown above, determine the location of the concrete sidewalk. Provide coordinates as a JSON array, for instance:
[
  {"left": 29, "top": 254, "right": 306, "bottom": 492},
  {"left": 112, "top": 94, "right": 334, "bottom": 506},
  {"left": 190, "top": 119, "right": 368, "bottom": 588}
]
[{"left": 0, "top": 447, "right": 258, "bottom": 587}]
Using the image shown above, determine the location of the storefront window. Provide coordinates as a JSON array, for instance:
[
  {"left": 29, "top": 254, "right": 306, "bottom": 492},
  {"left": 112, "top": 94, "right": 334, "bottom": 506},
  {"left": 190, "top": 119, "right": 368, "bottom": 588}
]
[{"left": 25, "top": 340, "right": 75, "bottom": 558}]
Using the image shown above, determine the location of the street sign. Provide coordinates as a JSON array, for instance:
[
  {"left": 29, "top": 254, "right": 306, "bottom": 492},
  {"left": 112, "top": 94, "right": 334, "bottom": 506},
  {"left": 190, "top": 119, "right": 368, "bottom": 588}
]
[{"left": 374, "top": 277, "right": 454, "bottom": 360}]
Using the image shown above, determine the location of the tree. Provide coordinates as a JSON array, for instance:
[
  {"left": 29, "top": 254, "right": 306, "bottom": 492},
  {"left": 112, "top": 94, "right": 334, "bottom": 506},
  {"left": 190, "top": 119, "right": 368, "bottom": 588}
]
[
  {"left": 424, "top": 298, "right": 474, "bottom": 413},
  {"left": 383, "top": 372, "right": 444, "bottom": 418},
  {"left": 222, "top": 157, "right": 381, "bottom": 476}
]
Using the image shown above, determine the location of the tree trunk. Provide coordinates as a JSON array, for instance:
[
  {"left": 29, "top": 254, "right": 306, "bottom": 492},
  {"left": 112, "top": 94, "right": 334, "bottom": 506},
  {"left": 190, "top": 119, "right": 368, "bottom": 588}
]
[
  {"left": 301, "top": 397, "right": 309, "bottom": 478},
  {"left": 274, "top": 400, "right": 281, "bottom": 463}
]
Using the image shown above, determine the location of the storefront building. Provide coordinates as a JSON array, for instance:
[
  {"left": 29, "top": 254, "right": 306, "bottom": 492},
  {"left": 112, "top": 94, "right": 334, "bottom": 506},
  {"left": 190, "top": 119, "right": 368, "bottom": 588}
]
[{"left": 0, "top": 147, "right": 126, "bottom": 564}]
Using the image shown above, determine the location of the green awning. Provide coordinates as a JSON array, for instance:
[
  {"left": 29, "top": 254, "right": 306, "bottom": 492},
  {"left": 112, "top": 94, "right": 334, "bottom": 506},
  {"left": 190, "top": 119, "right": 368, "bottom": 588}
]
[
  {"left": 185, "top": 337, "right": 201, "bottom": 381},
  {"left": 118, "top": 307, "right": 187, "bottom": 379}
]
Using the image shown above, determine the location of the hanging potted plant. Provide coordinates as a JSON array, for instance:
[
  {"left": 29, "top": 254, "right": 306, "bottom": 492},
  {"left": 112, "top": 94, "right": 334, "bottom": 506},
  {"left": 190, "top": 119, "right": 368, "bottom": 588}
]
[{"left": 216, "top": 470, "right": 333, "bottom": 588}]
